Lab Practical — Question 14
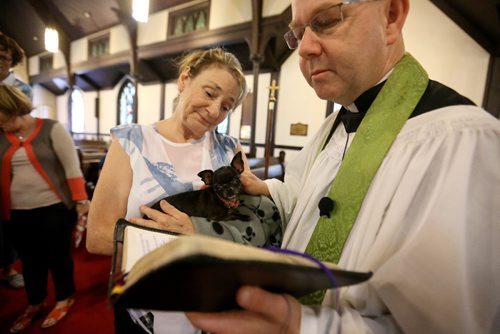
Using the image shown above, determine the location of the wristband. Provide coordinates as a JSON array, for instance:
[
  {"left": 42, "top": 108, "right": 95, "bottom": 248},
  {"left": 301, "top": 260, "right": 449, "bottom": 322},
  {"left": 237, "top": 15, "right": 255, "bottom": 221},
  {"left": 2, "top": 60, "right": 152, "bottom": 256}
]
[{"left": 76, "top": 200, "right": 90, "bottom": 205}]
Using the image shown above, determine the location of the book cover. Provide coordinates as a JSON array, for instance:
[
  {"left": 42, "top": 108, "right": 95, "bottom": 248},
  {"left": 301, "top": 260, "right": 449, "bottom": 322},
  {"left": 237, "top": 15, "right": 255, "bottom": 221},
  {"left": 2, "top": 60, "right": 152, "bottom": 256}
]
[{"left": 110, "top": 219, "right": 372, "bottom": 312}]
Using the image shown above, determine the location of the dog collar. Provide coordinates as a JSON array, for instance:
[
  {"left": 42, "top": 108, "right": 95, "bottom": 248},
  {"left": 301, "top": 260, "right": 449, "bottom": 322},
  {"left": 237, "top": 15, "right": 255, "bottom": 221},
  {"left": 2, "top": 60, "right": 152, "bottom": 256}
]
[{"left": 217, "top": 194, "right": 240, "bottom": 209}]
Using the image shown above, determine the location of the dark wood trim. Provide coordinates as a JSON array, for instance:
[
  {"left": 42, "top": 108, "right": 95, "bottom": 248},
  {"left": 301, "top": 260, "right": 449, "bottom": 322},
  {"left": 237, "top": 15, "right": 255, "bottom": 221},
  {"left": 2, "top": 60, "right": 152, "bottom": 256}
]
[
  {"left": 150, "top": 0, "right": 190, "bottom": 13},
  {"left": 273, "top": 144, "right": 302, "bottom": 151},
  {"left": 429, "top": 0, "right": 498, "bottom": 56},
  {"left": 95, "top": 93, "right": 101, "bottom": 138},
  {"left": 71, "top": 50, "right": 130, "bottom": 74},
  {"left": 483, "top": 55, "right": 500, "bottom": 117},
  {"left": 266, "top": 72, "right": 280, "bottom": 158},
  {"left": 76, "top": 74, "right": 100, "bottom": 91},
  {"left": 30, "top": 67, "right": 67, "bottom": 84},
  {"left": 241, "top": 142, "right": 303, "bottom": 151},
  {"left": 160, "top": 83, "right": 166, "bottom": 120}
]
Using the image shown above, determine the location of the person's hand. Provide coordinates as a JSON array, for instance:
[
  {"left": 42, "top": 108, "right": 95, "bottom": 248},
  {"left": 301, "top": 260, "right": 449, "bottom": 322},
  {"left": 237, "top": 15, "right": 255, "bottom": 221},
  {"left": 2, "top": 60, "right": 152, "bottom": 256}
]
[
  {"left": 240, "top": 171, "right": 270, "bottom": 197},
  {"left": 74, "top": 214, "right": 87, "bottom": 248},
  {"left": 187, "top": 286, "right": 301, "bottom": 334},
  {"left": 129, "top": 200, "right": 195, "bottom": 235},
  {"left": 75, "top": 200, "right": 90, "bottom": 216}
]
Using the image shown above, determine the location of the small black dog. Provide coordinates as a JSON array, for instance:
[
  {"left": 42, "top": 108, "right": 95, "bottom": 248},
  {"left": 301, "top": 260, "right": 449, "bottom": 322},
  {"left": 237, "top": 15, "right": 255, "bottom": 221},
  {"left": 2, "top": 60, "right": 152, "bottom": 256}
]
[{"left": 148, "top": 152, "right": 249, "bottom": 221}]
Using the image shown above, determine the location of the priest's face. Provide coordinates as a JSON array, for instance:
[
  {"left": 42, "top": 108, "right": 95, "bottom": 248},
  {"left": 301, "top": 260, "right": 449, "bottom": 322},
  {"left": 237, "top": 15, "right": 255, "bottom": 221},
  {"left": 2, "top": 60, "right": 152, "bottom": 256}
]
[{"left": 292, "top": 0, "right": 390, "bottom": 106}]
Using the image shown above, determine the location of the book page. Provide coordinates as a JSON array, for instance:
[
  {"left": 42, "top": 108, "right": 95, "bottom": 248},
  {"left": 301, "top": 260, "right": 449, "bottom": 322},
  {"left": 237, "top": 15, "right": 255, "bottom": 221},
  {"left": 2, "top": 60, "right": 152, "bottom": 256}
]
[{"left": 122, "top": 225, "right": 178, "bottom": 273}]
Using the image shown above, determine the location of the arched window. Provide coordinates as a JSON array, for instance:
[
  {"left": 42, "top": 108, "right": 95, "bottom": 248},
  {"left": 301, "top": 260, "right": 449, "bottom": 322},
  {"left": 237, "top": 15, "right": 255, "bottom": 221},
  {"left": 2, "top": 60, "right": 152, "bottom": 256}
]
[
  {"left": 71, "top": 87, "right": 85, "bottom": 133},
  {"left": 118, "top": 79, "right": 136, "bottom": 125}
]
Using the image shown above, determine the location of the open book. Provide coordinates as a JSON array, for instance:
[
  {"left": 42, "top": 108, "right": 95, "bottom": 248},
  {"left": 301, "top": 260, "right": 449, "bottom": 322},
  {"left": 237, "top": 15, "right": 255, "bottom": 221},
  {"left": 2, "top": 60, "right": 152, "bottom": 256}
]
[{"left": 110, "top": 219, "right": 372, "bottom": 312}]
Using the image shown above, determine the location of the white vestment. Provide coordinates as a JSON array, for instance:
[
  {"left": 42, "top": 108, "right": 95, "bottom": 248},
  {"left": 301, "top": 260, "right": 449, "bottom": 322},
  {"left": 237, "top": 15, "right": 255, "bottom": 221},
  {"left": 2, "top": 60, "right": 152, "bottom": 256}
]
[{"left": 266, "top": 105, "right": 500, "bottom": 333}]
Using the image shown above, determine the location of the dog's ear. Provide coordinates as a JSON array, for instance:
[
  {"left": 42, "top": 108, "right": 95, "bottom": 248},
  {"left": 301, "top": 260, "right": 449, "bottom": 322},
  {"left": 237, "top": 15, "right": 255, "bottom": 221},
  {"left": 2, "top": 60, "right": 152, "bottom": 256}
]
[
  {"left": 231, "top": 151, "right": 244, "bottom": 174},
  {"left": 198, "top": 170, "right": 214, "bottom": 185}
]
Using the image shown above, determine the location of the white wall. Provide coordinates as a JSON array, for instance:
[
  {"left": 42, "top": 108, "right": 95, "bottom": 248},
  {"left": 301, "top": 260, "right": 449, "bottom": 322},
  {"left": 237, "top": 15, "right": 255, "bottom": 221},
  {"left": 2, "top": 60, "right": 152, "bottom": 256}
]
[
  {"left": 53, "top": 51, "right": 66, "bottom": 69},
  {"left": 82, "top": 91, "right": 98, "bottom": 134},
  {"left": 55, "top": 91, "right": 69, "bottom": 128},
  {"left": 109, "top": 25, "right": 131, "bottom": 54},
  {"left": 32, "top": 85, "right": 57, "bottom": 119},
  {"left": 263, "top": 0, "right": 290, "bottom": 17},
  {"left": 210, "top": 0, "right": 251, "bottom": 29},
  {"left": 227, "top": 72, "right": 272, "bottom": 156},
  {"left": 137, "top": 10, "right": 168, "bottom": 46},
  {"left": 164, "top": 82, "right": 178, "bottom": 119},
  {"left": 12, "top": 62, "right": 29, "bottom": 83},
  {"left": 137, "top": 84, "right": 162, "bottom": 125},
  {"left": 275, "top": 51, "right": 326, "bottom": 161},
  {"left": 404, "top": 0, "right": 489, "bottom": 105},
  {"left": 71, "top": 38, "right": 88, "bottom": 64}
]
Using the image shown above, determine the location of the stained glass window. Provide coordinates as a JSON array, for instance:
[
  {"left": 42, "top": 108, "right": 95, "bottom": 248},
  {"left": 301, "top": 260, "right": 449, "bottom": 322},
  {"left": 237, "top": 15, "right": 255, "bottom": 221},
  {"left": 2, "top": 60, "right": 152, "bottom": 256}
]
[
  {"left": 39, "top": 54, "right": 53, "bottom": 72},
  {"left": 168, "top": 1, "right": 209, "bottom": 37},
  {"left": 118, "top": 80, "right": 136, "bottom": 125},
  {"left": 89, "top": 34, "right": 110, "bottom": 58}
]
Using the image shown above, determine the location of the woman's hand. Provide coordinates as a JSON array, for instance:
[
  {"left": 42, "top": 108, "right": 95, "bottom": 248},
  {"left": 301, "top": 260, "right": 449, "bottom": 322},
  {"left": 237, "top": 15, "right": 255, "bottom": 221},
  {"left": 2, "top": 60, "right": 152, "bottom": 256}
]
[
  {"left": 240, "top": 171, "right": 270, "bottom": 197},
  {"left": 129, "top": 200, "right": 195, "bottom": 235},
  {"left": 75, "top": 200, "right": 90, "bottom": 216},
  {"left": 187, "top": 286, "right": 301, "bottom": 334}
]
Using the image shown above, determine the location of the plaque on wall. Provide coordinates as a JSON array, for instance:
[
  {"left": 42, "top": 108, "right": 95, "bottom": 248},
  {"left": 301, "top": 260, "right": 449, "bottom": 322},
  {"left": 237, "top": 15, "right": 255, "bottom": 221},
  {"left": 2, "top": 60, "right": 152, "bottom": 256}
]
[{"left": 290, "top": 123, "right": 308, "bottom": 136}]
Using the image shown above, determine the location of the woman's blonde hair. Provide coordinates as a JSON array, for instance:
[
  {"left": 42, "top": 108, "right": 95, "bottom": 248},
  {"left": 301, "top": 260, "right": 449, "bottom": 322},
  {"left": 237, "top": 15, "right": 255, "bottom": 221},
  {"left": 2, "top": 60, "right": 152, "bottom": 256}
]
[
  {"left": 176, "top": 48, "right": 247, "bottom": 109},
  {"left": 0, "top": 84, "right": 32, "bottom": 117}
]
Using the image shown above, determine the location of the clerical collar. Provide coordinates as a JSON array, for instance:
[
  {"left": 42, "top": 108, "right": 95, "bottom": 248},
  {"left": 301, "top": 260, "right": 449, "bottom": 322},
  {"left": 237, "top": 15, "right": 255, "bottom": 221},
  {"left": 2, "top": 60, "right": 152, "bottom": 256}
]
[
  {"left": 338, "top": 68, "right": 394, "bottom": 132},
  {"left": 322, "top": 72, "right": 393, "bottom": 149},
  {"left": 340, "top": 80, "right": 386, "bottom": 133}
]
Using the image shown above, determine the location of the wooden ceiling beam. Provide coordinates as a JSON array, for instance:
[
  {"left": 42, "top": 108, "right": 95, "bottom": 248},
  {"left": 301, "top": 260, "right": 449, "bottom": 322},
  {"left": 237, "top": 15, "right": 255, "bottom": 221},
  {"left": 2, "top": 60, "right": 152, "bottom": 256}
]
[{"left": 26, "top": 0, "right": 73, "bottom": 86}]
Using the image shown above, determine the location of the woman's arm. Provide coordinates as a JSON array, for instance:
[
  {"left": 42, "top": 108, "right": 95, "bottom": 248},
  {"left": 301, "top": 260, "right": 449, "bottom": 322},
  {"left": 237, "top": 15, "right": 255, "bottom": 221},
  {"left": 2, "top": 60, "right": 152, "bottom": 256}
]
[
  {"left": 86, "top": 139, "right": 132, "bottom": 255},
  {"left": 50, "top": 122, "right": 88, "bottom": 202}
]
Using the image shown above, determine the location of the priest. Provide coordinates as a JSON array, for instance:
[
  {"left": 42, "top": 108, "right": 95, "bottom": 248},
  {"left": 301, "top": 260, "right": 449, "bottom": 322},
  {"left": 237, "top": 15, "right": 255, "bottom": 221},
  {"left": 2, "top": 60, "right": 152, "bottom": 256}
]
[{"left": 187, "top": 0, "right": 500, "bottom": 333}]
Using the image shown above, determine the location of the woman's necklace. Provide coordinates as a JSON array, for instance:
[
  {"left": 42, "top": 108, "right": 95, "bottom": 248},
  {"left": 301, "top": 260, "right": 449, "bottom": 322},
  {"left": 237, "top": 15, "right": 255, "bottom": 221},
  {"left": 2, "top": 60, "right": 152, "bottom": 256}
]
[
  {"left": 15, "top": 131, "right": 24, "bottom": 140},
  {"left": 14, "top": 117, "right": 34, "bottom": 141}
]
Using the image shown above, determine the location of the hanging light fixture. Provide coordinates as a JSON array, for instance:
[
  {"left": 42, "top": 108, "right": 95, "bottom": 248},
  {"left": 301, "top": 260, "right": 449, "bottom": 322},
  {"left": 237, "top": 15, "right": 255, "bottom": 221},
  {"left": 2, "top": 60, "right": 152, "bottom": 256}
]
[
  {"left": 132, "top": 0, "right": 149, "bottom": 23},
  {"left": 45, "top": 27, "right": 59, "bottom": 53}
]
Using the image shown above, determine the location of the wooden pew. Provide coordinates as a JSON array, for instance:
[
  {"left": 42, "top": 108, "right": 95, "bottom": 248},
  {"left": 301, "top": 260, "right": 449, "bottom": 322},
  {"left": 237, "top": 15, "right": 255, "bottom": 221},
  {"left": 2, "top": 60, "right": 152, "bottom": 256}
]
[
  {"left": 75, "top": 139, "right": 109, "bottom": 197},
  {"left": 247, "top": 151, "right": 286, "bottom": 181}
]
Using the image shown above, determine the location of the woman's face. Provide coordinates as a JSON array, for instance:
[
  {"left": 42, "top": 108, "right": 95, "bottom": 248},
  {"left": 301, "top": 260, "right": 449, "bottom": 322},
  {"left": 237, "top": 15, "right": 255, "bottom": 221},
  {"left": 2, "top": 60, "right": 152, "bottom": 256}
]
[
  {"left": 175, "top": 66, "right": 240, "bottom": 140},
  {"left": 0, "top": 48, "right": 13, "bottom": 80},
  {"left": 0, "top": 113, "right": 20, "bottom": 133}
]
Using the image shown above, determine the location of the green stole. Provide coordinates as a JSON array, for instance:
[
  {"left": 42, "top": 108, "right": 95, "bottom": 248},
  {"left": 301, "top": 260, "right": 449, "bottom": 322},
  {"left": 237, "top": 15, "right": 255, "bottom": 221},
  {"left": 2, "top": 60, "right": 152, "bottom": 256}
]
[{"left": 301, "top": 53, "right": 429, "bottom": 305}]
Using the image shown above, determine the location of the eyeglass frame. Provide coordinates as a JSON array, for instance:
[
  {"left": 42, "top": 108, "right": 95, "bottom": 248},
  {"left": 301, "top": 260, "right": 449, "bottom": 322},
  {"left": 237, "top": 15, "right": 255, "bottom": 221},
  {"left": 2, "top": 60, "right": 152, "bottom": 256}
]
[
  {"left": 0, "top": 55, "right": 13, "bottom": 63},
  {"left": 283, "top": 0, "right": 381, "bottom": 50}
]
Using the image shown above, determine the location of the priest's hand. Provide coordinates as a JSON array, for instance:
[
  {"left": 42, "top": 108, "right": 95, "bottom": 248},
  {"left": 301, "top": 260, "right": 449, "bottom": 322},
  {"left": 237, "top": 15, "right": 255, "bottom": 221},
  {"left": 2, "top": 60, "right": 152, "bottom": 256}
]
[
  {"left": 129, "top": 200, "right": 195, "bottom": 235},
  {"left": 240, "top": 171, "right": 271, "bottom": 197},
  {"left": 187, "top": 286, "right": 301, "bottom": 334}
]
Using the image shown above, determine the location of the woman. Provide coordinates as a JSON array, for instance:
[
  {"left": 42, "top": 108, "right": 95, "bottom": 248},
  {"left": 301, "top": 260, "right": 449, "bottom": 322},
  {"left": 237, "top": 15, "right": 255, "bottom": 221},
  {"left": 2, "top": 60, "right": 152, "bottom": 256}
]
[
  {"left": 0, "top": 84, "right": 90, "bottom": 332},
  {"left": 87, "top": 48, "right": 281, "bottom": 333},
  {"left": 0, "top": 32, "right": 32, "bottom": 290},
  {"left": 0, "top": 32, "right": 32, "bottom": 98}
]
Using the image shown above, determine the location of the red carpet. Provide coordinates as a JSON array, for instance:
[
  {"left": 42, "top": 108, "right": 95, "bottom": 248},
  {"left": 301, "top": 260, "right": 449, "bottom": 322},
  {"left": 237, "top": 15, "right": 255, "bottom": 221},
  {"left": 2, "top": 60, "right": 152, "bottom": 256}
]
[{"left": 0, "top": 237, "right": 114, "bottom": 333}]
